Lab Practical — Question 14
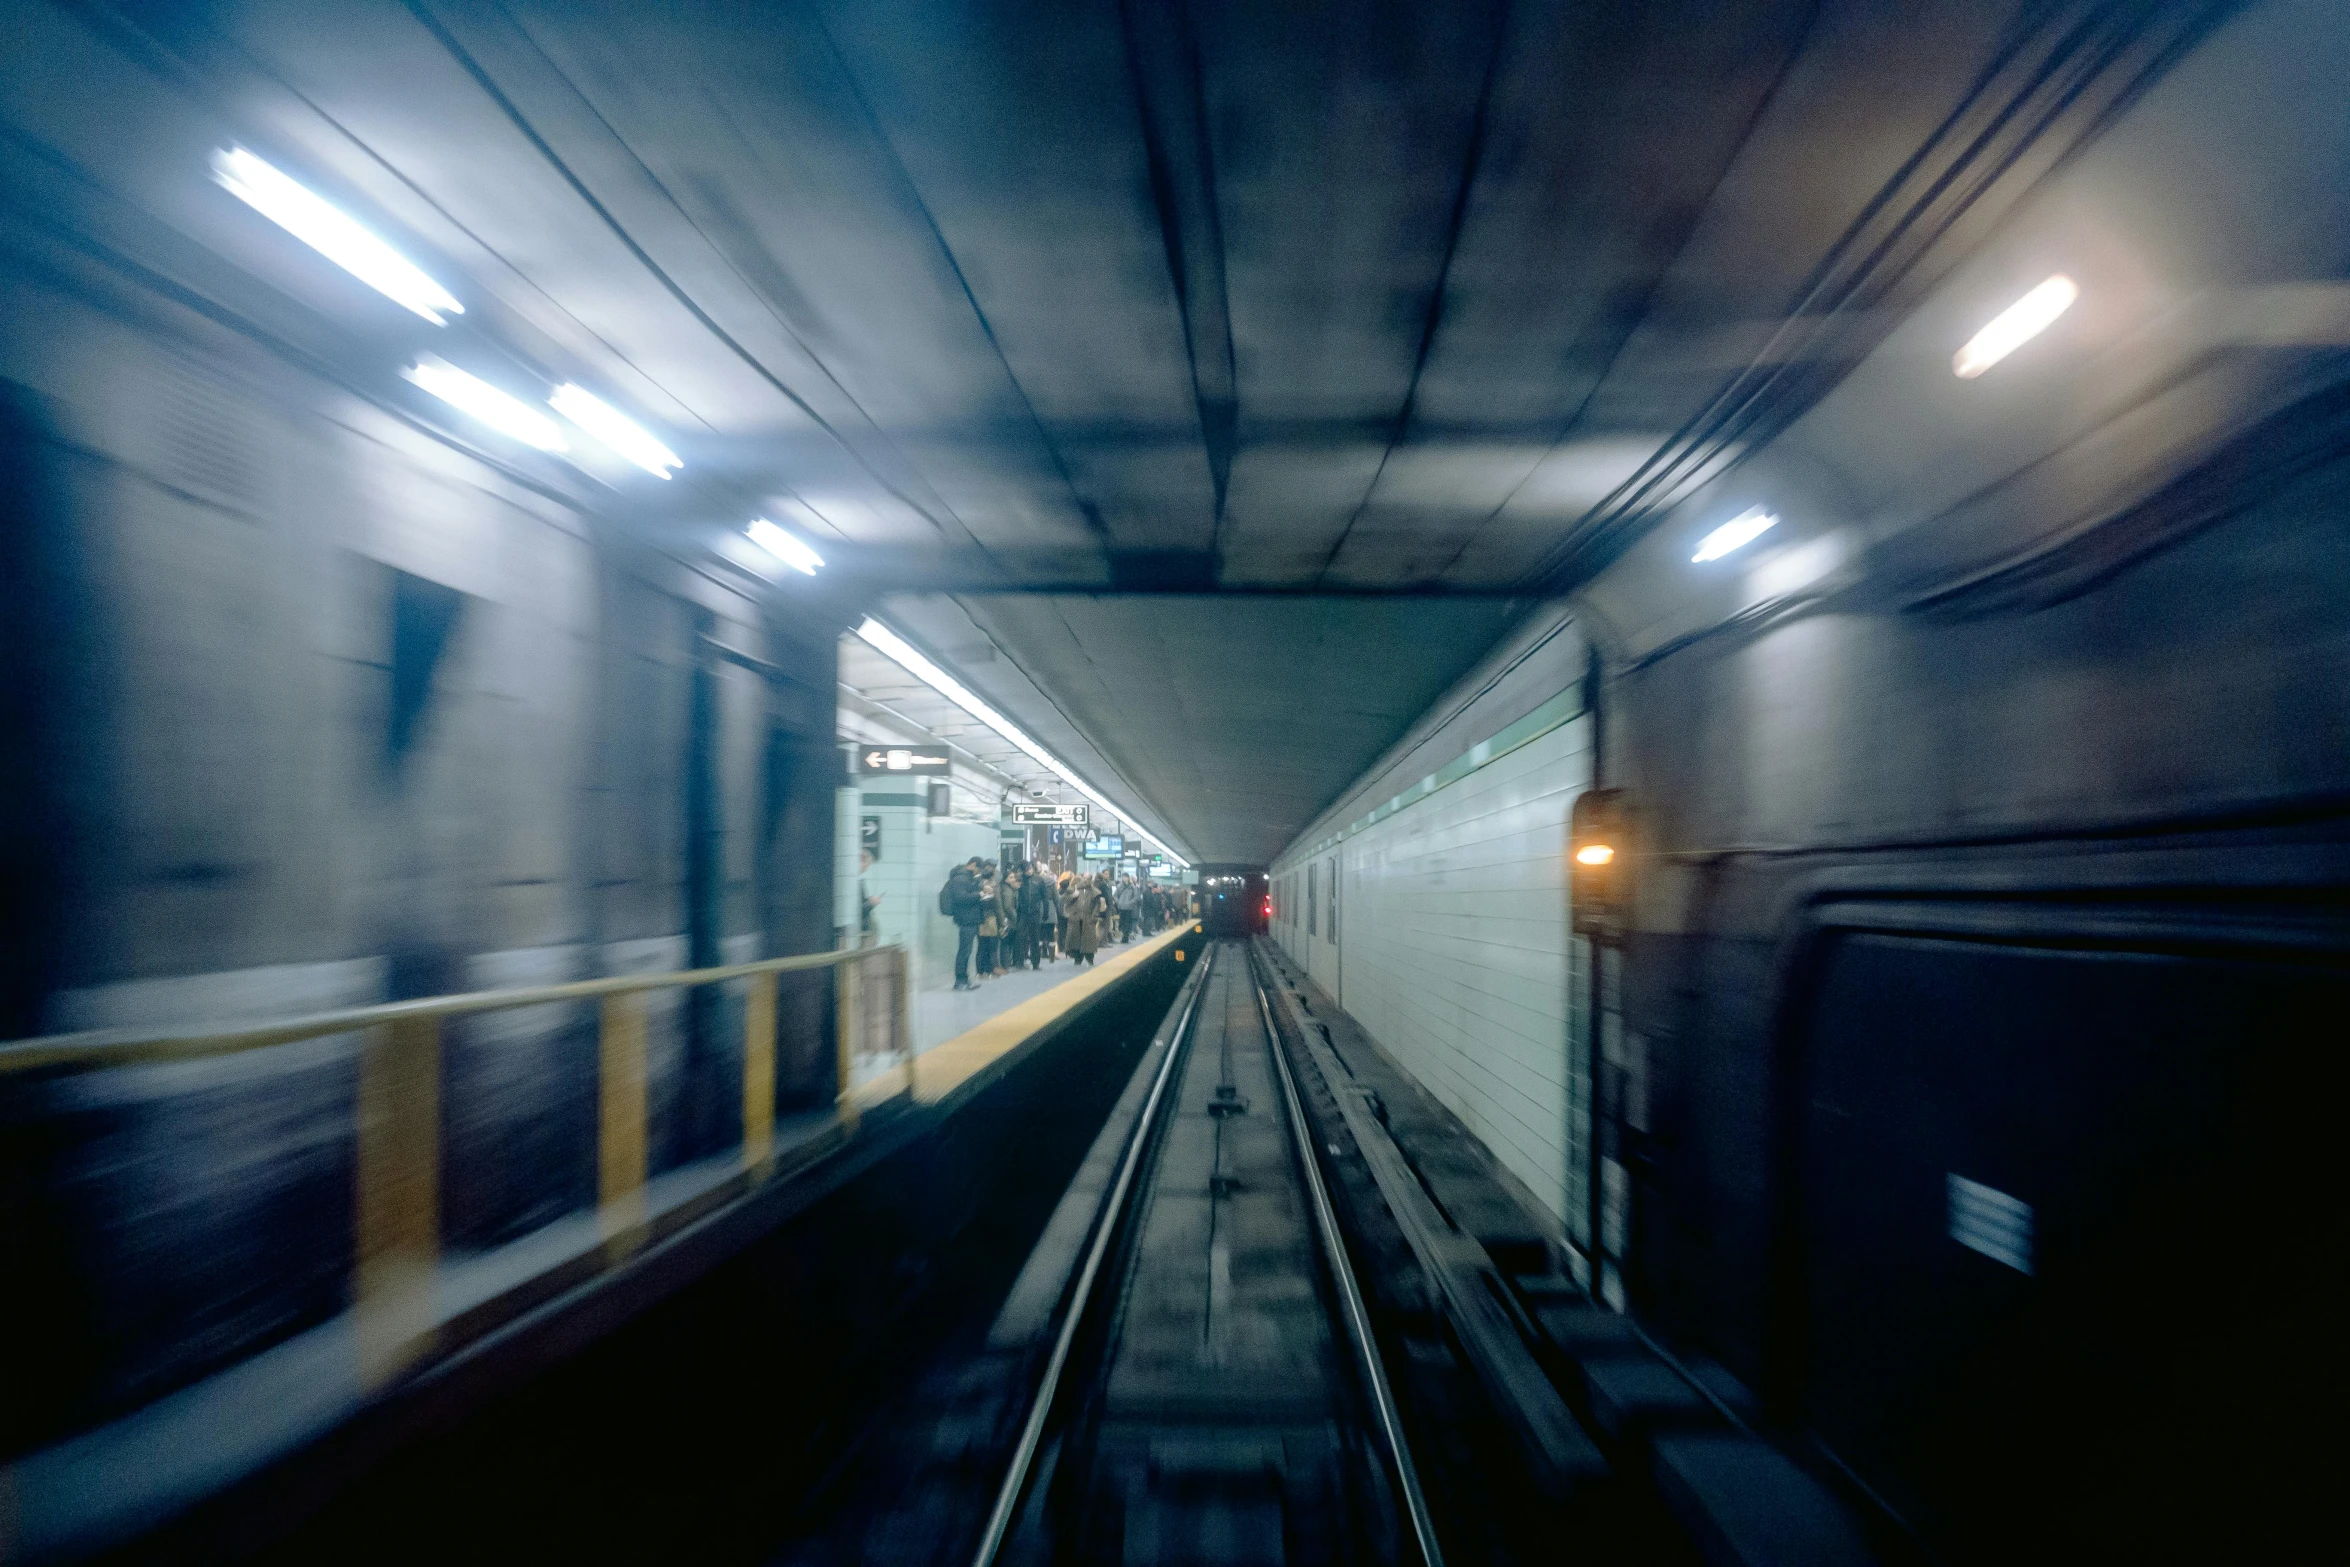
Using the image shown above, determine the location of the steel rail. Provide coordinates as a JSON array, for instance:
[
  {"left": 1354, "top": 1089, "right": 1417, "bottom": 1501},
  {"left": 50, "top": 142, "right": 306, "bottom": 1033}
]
[
  {"left": 1252, "top": 946, "right": 1446, "bottom": 1567},
  {"left": 969, "top": 947, "right": 1212, "bottom": 1567}
]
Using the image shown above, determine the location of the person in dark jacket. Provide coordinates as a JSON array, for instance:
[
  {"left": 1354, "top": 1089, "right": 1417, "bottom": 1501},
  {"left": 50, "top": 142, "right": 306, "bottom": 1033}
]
[
  {"left": 944, "top": 858, "right": 987, "bottom": 989},
  {"left": 1019, "top": 864, "right": 1056, "bottom": 966}
]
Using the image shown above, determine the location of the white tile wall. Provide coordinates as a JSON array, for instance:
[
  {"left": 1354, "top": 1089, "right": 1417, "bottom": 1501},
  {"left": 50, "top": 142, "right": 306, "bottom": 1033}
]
[
  {"left": 1274, "top": 711, "right": 1592, "bottom": 1233},
  {"left": 856, "top": 804, "right": 1000, "bottom": 991}
]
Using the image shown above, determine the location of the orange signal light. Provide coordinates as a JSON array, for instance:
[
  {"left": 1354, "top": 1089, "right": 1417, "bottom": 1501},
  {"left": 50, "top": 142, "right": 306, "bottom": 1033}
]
[{"left": 1574, "top": 844, "right": 1615, "bottom": 867}]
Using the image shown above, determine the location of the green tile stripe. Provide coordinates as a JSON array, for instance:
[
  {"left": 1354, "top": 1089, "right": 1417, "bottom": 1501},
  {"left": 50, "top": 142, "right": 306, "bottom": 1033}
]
[{"left": 1294, "top": 686, "right": 1585, "bottom": 861}]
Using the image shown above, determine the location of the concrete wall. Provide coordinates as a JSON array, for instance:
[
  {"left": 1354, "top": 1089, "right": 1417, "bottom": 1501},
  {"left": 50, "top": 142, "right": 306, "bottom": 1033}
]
[{"left": 1271, "top": 610, "right": 1592, "bottom": 1234}]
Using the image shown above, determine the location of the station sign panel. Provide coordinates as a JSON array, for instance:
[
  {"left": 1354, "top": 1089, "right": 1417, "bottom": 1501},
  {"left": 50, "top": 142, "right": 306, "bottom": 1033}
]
[
  {"left": 1010, "top": 803, "right": 1089, "bottom": 825},
  {"left": 1081, "top": 834, "right": 1124, "bottom": 859},
  {"left": 857, "top": 746, "right": 950, "bottom": 777}
]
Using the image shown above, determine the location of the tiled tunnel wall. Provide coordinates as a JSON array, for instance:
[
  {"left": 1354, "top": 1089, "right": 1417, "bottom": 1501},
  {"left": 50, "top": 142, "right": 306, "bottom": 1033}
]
[{"left": 1271, "top": 610, "right": 1592, "bottom": 1236}]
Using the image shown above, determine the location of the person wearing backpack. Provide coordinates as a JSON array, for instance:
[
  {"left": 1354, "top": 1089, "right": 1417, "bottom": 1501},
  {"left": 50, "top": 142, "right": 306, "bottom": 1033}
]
[{"left": 942, "top": 858, "right": 987, "bottom": 990}]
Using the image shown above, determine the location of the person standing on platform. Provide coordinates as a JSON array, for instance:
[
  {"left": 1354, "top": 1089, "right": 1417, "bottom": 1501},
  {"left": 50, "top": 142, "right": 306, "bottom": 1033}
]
[
  {"left": 1019, "top": 865, "right": 1054, "bottom": 968},
  {"left": 975, "top": 863, "right": 1000, "bottom": 980},
  {"left": 996, "top": 865, "right": 1024, "bottom": 973},
  {"left": 944, "top": 858, "right": 986, "bottom": 990},
  {"left": 1114, "top": 876, "right": 1141, "bottom": 943},
  {"left": 1051, "top": 872, "right": 1074, "bottom": 961},
  {"left": 1061, "top": 872, "right": 1105, "bottom": 966}
]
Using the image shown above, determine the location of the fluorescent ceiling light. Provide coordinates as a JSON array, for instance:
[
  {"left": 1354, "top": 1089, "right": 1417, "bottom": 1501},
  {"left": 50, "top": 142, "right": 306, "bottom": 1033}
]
[
  {"left": 404, "top": 357, "right": 566, "bottom": 451},
  {"left": 550, "top": 385, "right": 680, "bottom": 477},
  {"left": 852, "top": 616, "right": 1189, "bottom": 867},
  {"left": 1692, "top": 507, "right": 1777, "bottom": 563},
  {"left": 1953, "top": 274, "right": 2077, "bottom": 379},
  {"left": 212, "top": 147, "right": 463, "bottom": 324},
  {"left": 747, "top": 518, "right": 823, "bottom": 575}
]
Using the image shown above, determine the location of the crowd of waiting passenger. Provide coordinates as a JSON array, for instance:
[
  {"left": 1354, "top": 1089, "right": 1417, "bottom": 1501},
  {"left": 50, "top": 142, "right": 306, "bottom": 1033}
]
[{"left": 939, "top": 860, "right": 1187, "bottom": 991}]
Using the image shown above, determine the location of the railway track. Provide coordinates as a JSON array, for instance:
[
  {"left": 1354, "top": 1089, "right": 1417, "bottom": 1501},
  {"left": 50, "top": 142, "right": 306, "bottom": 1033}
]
[{"left": 973, "top": 939, "right": 1442, "bottom": 1567}]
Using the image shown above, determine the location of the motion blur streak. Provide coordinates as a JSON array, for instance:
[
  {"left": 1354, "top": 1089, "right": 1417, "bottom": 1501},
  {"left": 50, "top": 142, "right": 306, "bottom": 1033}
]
[
  {"left": 210, "top": 147, "right": 463, "bottom": 322},
  {"left": 747, "top": 517, "right": 823, "bottom": 573},
  {"left": 404, "top": 357, "right": 567, "bottom": 451},
  {"left": 550, "top": 385, "right": 680, "bottom": 476},
  {"left": 1952, "top": 274, "right": 2079, "bottom": 378}
]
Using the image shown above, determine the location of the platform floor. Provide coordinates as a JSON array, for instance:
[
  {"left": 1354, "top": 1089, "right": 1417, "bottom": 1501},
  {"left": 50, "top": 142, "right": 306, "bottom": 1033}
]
[
  {"left": 912, "top": 926, "right": 1179, "bottom": 1053},
  {"left": 886, "top": 925, "right": 1192, "bottom": 1105}
]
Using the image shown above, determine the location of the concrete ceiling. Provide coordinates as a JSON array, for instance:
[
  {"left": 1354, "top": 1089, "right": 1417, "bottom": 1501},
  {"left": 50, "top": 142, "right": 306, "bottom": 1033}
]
[
  {"left": 9, "top": 0, "right": 2261, "bottom": 863},
  {"left": 879, "top": 593, "right": 1533, "bottom": 864}
]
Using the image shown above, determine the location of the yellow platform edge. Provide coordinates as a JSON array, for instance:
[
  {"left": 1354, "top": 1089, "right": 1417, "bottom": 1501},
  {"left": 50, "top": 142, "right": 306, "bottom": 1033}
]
[{"left": 891, "top": 925, "right": 1189, "bottom": 1105}]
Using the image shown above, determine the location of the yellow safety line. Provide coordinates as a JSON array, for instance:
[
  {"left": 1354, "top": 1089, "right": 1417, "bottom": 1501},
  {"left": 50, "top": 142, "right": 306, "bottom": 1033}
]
[{"left": 911, "top": 926, "right": 1189, "bottom": 1104}]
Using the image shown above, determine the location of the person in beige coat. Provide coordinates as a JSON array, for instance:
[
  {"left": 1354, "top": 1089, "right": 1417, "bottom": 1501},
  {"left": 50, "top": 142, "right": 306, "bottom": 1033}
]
[{"left": 1060, "top": 872, "right": 1106, "bottom": 965}]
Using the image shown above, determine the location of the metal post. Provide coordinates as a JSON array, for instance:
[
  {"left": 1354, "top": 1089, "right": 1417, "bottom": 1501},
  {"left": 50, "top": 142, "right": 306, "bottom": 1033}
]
[
  {"left": 599, "top": 991, "right": 649, "bottom": 1256},
  {"left": 743, "top": 970, "right": 776, "bottom": 1170},
  {"left": 834, "top": 955, "right": 861, "bottom": 1129},
  {"left": 894, "top": 945, "right": 912, "bottom": 1072},
  {"left": 355, "top": 1015, "right": 440, "bottom": 1387}
]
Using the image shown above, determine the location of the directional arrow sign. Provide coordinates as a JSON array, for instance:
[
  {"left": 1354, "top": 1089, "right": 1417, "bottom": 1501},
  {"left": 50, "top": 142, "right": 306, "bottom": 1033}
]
[{"left": 857, "top": 747, "right": 951, "bottom": 776}]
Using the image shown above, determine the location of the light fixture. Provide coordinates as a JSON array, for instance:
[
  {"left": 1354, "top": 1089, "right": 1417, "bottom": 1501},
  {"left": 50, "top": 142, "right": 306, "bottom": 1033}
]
[
  {"left": 1692, "top": 507, "right": 1777, "bottom": 563},
  {"left": 1953, "top": 274, "right": 2077, "bottom": 379},
  {"left": 549, "top": 385, "right": 680, "bottom": 477},
  {"left": 1574, "top": 844, "right": 1615, "bottom": 866},
  {"left": 404, "top": 357, "right": 566, "bottom": 450},
  {"left": 746, "top": 518, "right": 823, "bottom": 575},
  {"left": 853, "top": 616, "right": 1189, "bottom": 867},
  {"left": 212, "top": 148, "right": 463, "bottom": 325}
]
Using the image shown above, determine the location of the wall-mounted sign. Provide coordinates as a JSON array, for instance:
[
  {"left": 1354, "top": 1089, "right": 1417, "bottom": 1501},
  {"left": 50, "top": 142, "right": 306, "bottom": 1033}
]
[
  {"left": 858, "top": 746, "right": 951, "bottom": 776},
  {"left": 1081, "top": 835, "right": 1123, "bottom": 859},
  {"left": 1010, "top": 802, "right": 1089, "bottom": 825},
  {"left": 859, "top": 815, "right": 881, "bottom": 861}
]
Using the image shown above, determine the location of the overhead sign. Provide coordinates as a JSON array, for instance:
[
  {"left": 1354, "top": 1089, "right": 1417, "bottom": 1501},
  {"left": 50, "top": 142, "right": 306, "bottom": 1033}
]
[
  {"left": 1011, "top": 803, "right": 1089, "bottom": 825},
  {"left": 859, "top": 746, "right": 950, "bottom": 777}
]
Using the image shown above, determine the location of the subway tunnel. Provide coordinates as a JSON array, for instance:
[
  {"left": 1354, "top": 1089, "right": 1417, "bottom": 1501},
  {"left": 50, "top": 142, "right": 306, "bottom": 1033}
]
[{"left": 0, "top": 1, "right": 2345, "bottom": 1562}]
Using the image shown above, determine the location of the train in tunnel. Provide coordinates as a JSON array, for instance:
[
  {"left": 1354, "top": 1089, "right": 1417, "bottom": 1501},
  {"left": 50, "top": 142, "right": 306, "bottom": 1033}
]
[{"left": 1196, "top": 870, "right": 1271, "bottom": 938}]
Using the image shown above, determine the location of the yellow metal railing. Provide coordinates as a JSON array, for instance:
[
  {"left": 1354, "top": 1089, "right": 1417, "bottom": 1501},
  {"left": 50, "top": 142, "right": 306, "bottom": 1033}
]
[{"left": 0, "top": 944, "right": 910, "bottom": 1385}]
